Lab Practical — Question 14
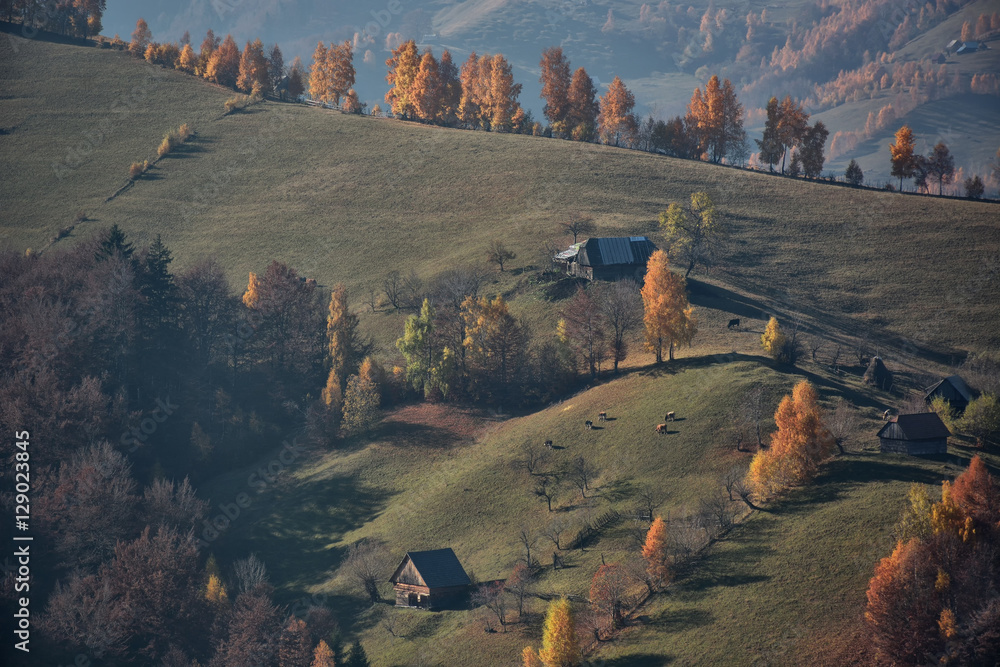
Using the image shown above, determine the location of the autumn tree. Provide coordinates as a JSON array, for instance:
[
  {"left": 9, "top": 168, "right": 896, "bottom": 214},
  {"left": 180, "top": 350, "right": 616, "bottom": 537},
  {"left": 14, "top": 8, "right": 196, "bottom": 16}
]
[
  {"left": 760, "top": 317, "right": 787, "bottom": 362},
  {"left": 412, "top": 50, "right": 441, "bottom": 121},
  {"left": 539, "top": 46, "right": 572, "bottom": 133},
  {"left": 567, "top": 67, "right": 599, "bottom": 141},
  {"left": 747, "top": 380, "right": 836, "bottom": 499},
  {"left": 458, "top": 51, "right": 484, "bottom": 127},
  {"left": 535, "top": 598, "right": 580, "bottom": 667},
  {"left": 482, "top": 53, "right": 522, "bottom": 131},
  {"left": 386, "top": 39, "right": 420, "bottom": 118},
  {"left": 598, "top": 75, "right": 638, "bottom": 147},
  {"left": 658, "top": 191, "right": 718, "bottom": 277},
  {"left": 342, "top": 373, "right": 381, "bottom": 435},
  {"left": 206, "top": 35, "right": 241, "bottom": 89},
  {"left": 309, "top": 42, "right": 330, "bottom": 101},
  {"left": 926, "top": 142, "right": 955, "bottom": 195},
  {"left": 312, "top": 640, "right": 337, "bottom": 667},
  {"left": 776, "top": 95, "right": 808, "bottom": 173},
  {"left": 129, "top": 18, "right": 152, "bottom": 58},
  {"left": 590, "top": 563, "right": 631, "bottom": 628},
  {"left": 237, "top": 39, "right": 270, "bottom": 94},
  {"left": 329, "top": 40, "right": 356, "bottom": 106},
  {"left": 278, "top": 618, "right": 313, "bottom": 667},
  {"left": 865, "top": 538, "right": 944, "bottom": 663},
  {"left": 506, "top": 562, "right": 533, "bottom": 618},
  {"left": 197, "top": 29, "right": 220, "bottom": 75},
  {"left": 642, "top": 517, "right": 671, "bottom": 591},
  {"left": 437, "top": 50, "right": 461, "bottom": 125},
  {"left": 890, "top": 125, "right": 917, "bottom": 191},
  {"left": 178, "top": 43, "right": 197, "bottom": 73},
  {"left": 845, "top": 158, "right": 864, "bottom": 186},
  {"left": 951, "top": 455, "right": 1000, "bottom": 529},
  {"left": 641, "top": 250, "right": 696, "bottom": 362},
  {"left": 686, "top": 75, "right": 746, "bottom": 163},
  {"left": 287, "top": 57, "right": 305, "bottom": 99}
]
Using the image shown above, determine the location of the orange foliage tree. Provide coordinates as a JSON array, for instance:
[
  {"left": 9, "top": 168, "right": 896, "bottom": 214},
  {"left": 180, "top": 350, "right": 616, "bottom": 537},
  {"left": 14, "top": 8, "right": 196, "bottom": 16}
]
[
  {"left": 598, "top": 75, "right": 637, "bottom": 147},
  {"left": 531, "top": 598, "right": 580, "bottom": 667},
  {"left": 590, "top": 563, "right": 631, "bottom": 628},
  {"left": 385, "top": 39, "right": 420, "bottom": 119},
  {"left": 539, "top": 46, "right": 572, "bottom": 133},
  {"left": 567, "top": 67, "right": 599, "bottom": 141},
  {"left": 641, "top": 517, "right": 671, "bottom": 591},
  {"left": 890, "top": 125, "right": 917, "bottom": 191},
  {"left": 640, "top": 250, "right": 696, "bottom": 363},
  {"left": 206, "top": 35, "right": 241, "bottom": 89},
  {"left": 747, "top": 381, "right": 835, "bottom": 499}
]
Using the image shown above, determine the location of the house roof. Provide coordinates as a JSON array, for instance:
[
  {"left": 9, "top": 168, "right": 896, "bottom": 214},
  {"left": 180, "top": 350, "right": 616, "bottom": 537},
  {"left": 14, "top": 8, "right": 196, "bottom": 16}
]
[
  {"left": 390, "top": 548, "right": 470, "bottom": 589},
  {"left": 924, "top": 375, "right": 975, "bottom": 403},
  {"left": 578, "top": 237, "right": 656, "bottom": 267},
  {"left": 877, "top": 412, "right": 951, "bottom": 440}
]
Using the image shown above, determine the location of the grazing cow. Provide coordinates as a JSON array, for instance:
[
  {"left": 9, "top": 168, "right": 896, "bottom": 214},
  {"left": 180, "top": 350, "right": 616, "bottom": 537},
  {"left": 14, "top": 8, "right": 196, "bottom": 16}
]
[
  {"left": 665, "top": 411, "right": 675, "bottom": 422},
  {"left": 882, "top": 409, "right": 891, "bottom": 421},
  {"left": 727, "top": 318, "right": 740, "bottom": 330},
  {"left": 655, "top": 423, "right": 667, "bottom": 434},
  {"left": 598, "top": 411, "right": 607, "bottom": 422},
  {"left": 544, "top": 440, "right": 553, "bottom": 449},
  {"left": 585, "top": 420, "right": 594, "bottom": 430}
]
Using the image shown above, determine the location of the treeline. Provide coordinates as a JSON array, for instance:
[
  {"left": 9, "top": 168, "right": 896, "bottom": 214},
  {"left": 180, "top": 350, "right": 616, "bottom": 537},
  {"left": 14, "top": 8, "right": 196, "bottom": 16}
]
[
  {"left": 1, "top": 0, "right": 104, "bottom": 38},
  {"left": 109, "top": 18, "right": 307, "bottom": 100}
]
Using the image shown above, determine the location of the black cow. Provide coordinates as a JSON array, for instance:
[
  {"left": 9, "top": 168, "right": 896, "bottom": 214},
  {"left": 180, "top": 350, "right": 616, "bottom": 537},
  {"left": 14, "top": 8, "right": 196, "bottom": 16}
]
[{"left": 727, "top": 318, "right": 740, "bottom": 329}]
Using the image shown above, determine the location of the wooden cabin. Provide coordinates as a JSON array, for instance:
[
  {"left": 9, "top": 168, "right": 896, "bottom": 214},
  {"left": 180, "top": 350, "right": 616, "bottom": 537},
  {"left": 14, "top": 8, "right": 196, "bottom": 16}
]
[
  {"left": 924, "top": 375, "right": 976, "bottom": 413},
  {"left": 389, "top": 548, "right": 471, "bottom": 609},
  {"left": 554, "top": 237, "right": 657, "bottom": 281},
  {"left": 877, "top": 413, "right": 950, "bottom": 455}
]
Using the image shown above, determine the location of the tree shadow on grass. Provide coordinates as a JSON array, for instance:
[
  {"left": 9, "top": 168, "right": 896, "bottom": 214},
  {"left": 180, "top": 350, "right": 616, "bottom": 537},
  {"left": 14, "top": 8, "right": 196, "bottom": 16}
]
[
  {"left": 374, "top": 419, "right": 470, "bottom": 449},
  {"left": 207, "top": 470, "right": 395, "bottom": 594},
  {"left": 645, "top": 607, "right": 714, "bottom": 635},
  {"left": 671, "top": 523, "right": 776, "bottom": 603}
]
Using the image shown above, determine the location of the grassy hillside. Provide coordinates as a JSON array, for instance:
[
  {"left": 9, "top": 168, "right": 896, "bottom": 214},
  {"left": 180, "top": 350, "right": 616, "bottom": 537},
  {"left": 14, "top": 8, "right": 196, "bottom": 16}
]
[
  {"left": 2, "top": 32, "right": 998, "bottom": 362},
  {"left": 199, "top": 355, "right": 991, "bottom": 666}
]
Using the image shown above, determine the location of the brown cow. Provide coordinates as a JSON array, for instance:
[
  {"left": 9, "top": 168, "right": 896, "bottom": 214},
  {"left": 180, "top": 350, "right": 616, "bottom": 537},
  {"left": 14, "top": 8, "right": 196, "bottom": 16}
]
[
  {"left": 655, "top": 423, "right": 667, "bottom": 434},
  {"left": 598, "top": 411, "right": 607, "bottom": 422}
]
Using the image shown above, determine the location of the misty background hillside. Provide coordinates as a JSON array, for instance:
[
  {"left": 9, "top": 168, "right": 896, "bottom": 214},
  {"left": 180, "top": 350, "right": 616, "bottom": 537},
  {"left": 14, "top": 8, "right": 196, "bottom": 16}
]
[{"left": 99, "top": 0, "right": 1000, "bottom": 186}]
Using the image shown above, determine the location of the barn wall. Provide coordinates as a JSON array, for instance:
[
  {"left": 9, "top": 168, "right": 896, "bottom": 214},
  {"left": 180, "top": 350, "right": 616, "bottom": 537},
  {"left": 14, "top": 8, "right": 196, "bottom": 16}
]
[{"left": 880, "top": 437, "right": 947, "bottom": 455}]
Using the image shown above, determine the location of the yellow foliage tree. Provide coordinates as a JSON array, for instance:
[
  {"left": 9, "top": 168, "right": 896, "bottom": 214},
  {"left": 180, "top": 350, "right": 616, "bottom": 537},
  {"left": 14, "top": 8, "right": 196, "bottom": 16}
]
[
  {"left": 640, "top": 249, "right": 696, "bottom": 363},
  {"left": 178, "top": 43, "right": 197, "bottom": 73},
  {"left": 890, "top": 125, "right": 917, "bottom": 191},
  {"left": 205, "top": 573, "right": 229, "bottom": 606},
  {"left": 641, "top": 516, "right": 671, "bottom": 590},
  {"left": 760, "top": 317, "right": 786, "bottom": 361},
  {"left": 598, "top": 75, "right": 637, "bottom": 146},
  {"left": 748, "top": 380, "right": 835, "bottom": 500},
  {"left": 537, "top": 598, "right": 580, "bottom": 667},
  {"left": 385, "top": 39, "right": 420, "bottom": 118},
  {"left": 243, "top": 272, "right": 261, "bottom": 309},
  {"left": 522, "top": 646, "right": 543, "bottom": 667},
  {"left": 310, "top": 42, "right": 330, "bottom": 102},
  {"left": 930, "top": 481, "right": 974, "bottom": 542}
]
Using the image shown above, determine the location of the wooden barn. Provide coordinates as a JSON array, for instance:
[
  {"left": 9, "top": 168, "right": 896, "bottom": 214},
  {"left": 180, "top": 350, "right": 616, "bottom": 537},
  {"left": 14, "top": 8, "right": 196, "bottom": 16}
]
[
  {"left": 877, "top": 413, "right": 951, "bottom": 455},
  {"left": 389, "top": 548, "right": 471, "bottom": 609},
  {"left": 554, "top": 236, "right": 657, "bottom": 281},
  {"left": 924, "top": 375, "right": 976, "bottom": 413}
]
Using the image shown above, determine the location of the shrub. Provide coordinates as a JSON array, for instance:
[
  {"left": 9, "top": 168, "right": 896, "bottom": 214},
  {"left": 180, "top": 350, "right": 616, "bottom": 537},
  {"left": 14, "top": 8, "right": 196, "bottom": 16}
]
[
  {"left": 157, "top": 136, "right": 172, "bottom": 157},
  {"left": 224, "top": 96, "right": 242, "bottom": 114},
  {"left": 128, "top": 160, "right": 149, "bottom": 180},
  {"left": 177, "top": 123, "right": 193, "bottom": 141},
  {"left": 964, "top": 175, "right": 985, "bottom": 199}
]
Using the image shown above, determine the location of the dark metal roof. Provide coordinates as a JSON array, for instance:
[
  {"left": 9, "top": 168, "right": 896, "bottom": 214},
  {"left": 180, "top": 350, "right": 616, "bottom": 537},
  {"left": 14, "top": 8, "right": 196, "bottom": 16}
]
[
  {"left": 578, "top": 237, "right": 656, "bottom": 267},
  {"left": 877, "top": 413, "right": 951, "bottom": 441},
  {"left": 392, "top": 549, "right": 470, "bottom": 589},
  {"left": 924, "top": 375, "right": 975, "bottom": 404}
]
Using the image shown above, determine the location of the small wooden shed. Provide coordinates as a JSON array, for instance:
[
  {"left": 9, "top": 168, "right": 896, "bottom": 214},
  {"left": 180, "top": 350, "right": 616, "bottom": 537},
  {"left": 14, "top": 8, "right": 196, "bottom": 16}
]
[
  {"left": 877, "top": 413, "right": 950, "bottom": 455},
  {"left": 389, "top": 548, "right": 471, "bottom": 609},
  {"left": 924, "top": 375, "right": 976, "bottom": 413}
]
